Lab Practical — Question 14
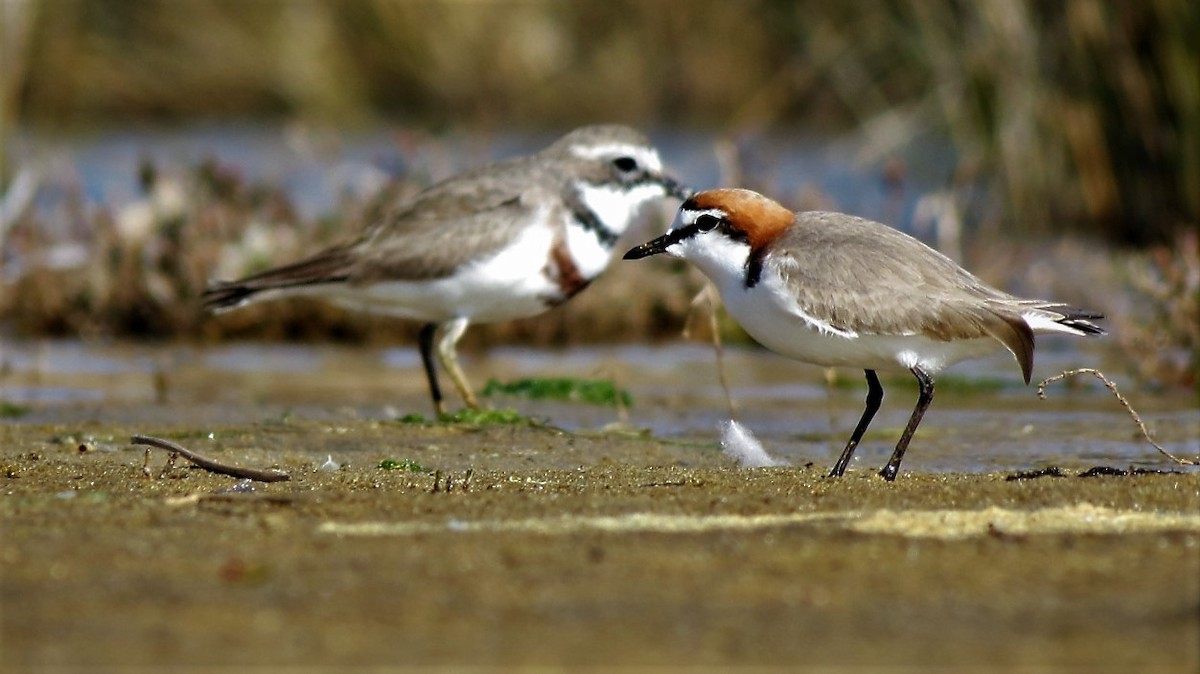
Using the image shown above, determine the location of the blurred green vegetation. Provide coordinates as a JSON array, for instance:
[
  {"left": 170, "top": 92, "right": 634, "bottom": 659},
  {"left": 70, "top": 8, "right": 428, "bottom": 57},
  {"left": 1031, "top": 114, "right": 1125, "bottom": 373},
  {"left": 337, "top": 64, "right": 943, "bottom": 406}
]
[{"left": 2, "top": 0, "right": 1196, "bottom": 245}]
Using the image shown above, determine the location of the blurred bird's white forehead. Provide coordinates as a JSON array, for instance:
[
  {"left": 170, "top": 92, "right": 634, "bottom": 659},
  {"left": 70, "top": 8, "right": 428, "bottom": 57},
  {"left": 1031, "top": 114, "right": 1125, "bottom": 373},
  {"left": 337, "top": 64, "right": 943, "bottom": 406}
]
[{"left": 570, "top": 143, "right": 663, "bottom": 172}]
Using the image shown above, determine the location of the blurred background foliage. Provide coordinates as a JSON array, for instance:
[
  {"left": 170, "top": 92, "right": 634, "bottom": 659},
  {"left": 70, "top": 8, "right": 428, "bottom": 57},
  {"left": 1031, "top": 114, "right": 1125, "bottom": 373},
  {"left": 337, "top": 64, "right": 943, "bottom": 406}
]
[
  {"left": 3, "top": 0, "right": 1196, "bottom": 244},
  {"left": 1, "top": 0, "right": 1197, "bottom": 388}
]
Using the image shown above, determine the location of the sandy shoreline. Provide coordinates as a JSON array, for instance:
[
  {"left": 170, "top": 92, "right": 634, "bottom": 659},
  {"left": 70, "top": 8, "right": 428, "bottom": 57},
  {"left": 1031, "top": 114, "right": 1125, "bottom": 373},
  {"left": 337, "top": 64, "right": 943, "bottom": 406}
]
[{"left": 3, "top": 418, "right": 1198, "bottom": 669}]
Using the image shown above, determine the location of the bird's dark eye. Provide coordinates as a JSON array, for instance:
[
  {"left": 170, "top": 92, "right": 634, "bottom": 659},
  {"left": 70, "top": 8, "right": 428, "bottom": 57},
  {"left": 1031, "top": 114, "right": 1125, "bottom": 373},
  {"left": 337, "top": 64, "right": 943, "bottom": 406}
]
[
  {"left": 612, "top": 156, "right": 638, "bottom": 173},
  {"left": 695, "top": 214, "right": 720, "bottom": 231}
]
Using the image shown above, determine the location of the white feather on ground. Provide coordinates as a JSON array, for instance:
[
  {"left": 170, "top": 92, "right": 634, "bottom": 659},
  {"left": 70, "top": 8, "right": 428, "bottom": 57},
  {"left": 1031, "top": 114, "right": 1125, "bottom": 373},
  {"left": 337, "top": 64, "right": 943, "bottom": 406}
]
[{"left": 720, "top": 420, "right": 788, "bottom": 468}]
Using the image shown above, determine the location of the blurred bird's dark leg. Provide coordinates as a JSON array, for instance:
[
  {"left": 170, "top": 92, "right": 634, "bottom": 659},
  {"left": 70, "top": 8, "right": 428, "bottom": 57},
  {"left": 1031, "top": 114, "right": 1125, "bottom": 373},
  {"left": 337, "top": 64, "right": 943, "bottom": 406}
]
[
  {"left": 418, "top": 323, "right": 445, "bottom": 416},
  {"left": 828, "top": 369, "right": 883, "bottom": 477},
  {"left": 880, "top": 367, "right": 934, "bottom": 481}
]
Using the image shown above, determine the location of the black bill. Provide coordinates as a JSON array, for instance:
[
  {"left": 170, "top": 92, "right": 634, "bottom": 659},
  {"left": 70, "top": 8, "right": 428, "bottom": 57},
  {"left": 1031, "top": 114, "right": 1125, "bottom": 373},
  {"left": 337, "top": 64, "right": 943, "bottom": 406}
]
[{"left": 623, "top": 225, "right": 694, "bottom": 260}]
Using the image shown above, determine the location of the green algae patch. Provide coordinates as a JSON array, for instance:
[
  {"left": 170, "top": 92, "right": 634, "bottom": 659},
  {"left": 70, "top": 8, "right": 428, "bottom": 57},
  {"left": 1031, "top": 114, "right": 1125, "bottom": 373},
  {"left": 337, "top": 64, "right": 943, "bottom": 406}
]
[
  {"left": 482, "top": 377, "right": 633, "bottom": 407},
  {"left": 378, "top": 458, "right": 430, "bottom": 473},
  {"left": 396, "top": 407, "right": 535, "bottom": 426},
  {"left": 439, "top": 407, "right": 532, "bottom": 425}
]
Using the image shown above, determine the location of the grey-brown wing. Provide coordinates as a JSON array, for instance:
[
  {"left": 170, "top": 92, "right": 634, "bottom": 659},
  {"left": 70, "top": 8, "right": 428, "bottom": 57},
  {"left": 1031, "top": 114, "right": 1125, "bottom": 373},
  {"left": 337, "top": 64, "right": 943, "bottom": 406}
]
[
  {"left": 772, "top": 212, "right": 1033, "bottom": 372},
  {"left": 362, "top": 154, "right": 546, "bottom": 238},
  {"left": 345, "top": 156, "right": 557, "bottom": 282},
  {"left": 205, "top": 155, "right": 558, "bottom": 305},
  {"left": 202, "top": 190, "right": 544, "bottom": 306},
  {"left": 348, "top": 190, "right": 554, "bottom": 283}
]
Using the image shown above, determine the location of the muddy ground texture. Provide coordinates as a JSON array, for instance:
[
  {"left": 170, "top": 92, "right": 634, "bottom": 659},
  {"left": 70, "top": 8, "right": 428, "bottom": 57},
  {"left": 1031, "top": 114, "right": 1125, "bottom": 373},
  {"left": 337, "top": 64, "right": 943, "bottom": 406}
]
[{"left": 2, "top": 415, "right": 1198, "bottom": 670}]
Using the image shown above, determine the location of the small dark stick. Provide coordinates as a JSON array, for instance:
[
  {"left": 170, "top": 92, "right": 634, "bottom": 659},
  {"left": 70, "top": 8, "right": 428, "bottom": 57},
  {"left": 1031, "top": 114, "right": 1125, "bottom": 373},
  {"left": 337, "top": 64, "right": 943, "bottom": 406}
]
[{"left": 131, "top": 435, "right": 291, "bottom": 482}]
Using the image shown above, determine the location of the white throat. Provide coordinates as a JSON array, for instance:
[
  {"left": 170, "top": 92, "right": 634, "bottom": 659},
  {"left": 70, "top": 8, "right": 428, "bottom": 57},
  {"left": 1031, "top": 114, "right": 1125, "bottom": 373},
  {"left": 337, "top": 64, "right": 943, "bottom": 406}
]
[
  {"left": 565, "top": 182, "right": 667, "bottom": 280},
  {"left": 578, "top": 182, "right": 665, "bottom": 236},
  {"left": 674, "top": 231, "right": 751, "bottom": 288}
]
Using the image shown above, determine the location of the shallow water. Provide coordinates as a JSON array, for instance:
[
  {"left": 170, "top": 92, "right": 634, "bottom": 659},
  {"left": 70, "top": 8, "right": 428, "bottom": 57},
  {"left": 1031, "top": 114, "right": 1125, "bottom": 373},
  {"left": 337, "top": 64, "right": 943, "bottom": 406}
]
[
  {"left": 2, "top": 339, "right": 1195, "bottom": 474},
  {"left": 9, "top": 124, "right": 949, "bottom": 229}
]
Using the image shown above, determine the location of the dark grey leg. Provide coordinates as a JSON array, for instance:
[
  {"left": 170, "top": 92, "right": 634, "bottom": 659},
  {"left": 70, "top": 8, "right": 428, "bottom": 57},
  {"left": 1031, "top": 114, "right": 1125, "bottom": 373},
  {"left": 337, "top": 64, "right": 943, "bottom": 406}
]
[
  {"left": 879, "top": 367, "right": 934, "bottom": 481},
  {"left": 827, "top": 370, "right": 884, "bottom": 477}
]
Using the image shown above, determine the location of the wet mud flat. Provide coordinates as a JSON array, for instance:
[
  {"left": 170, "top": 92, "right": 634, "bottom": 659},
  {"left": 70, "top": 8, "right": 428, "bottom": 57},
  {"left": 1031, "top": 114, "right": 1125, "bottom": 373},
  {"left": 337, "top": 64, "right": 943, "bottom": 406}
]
[{"left": 2, "top": 417, "right": 1199, "bottom": 670}]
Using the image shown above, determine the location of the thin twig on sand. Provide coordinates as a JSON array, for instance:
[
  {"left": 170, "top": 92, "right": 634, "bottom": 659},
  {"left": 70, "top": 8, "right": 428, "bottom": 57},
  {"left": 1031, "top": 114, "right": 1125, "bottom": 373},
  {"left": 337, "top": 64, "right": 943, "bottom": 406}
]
[
  {"left": 1037, "top": 368, "right": 1198, "bottom": 466},
  {"left": 131, "top": 434, "right": 292, "bottom": 482}
]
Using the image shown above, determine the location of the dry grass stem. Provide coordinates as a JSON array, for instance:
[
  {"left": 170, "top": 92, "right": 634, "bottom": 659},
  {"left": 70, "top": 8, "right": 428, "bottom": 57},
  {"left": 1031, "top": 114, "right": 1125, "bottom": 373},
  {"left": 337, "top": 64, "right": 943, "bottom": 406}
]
[
  {"left": 1037, "top": 368, "right": 1198, "bottom": 466},
  {"left": 683, "top": 283, "right": 738, "bottom": 418}
]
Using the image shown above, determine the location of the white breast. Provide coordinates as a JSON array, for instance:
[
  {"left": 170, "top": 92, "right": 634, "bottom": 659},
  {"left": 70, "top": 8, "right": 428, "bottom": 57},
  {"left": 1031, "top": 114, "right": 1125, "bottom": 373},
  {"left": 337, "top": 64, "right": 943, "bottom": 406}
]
[{"left": 564, "top": 217, "right": 615, "bottom": 279}]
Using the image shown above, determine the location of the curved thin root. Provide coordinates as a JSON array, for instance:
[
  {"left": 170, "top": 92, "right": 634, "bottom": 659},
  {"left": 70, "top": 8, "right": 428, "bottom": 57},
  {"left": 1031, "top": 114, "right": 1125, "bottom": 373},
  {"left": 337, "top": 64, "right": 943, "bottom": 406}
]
[{"left": 1037, "top": 368, "right": 1198, "bottom": 466}]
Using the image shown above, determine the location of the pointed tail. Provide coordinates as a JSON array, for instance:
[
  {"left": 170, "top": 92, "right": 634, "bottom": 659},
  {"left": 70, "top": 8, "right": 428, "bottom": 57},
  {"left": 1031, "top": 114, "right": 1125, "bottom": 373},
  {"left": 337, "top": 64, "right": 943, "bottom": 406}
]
[
  {"left": 203, "top": 247, "right": 354, "bottom": 312},
  {"left": 1023, "top": 304, "right": 1106, "bottom": 337}
]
